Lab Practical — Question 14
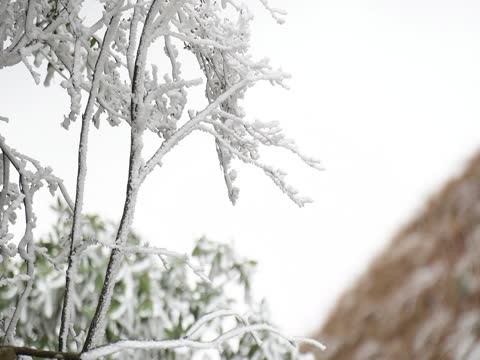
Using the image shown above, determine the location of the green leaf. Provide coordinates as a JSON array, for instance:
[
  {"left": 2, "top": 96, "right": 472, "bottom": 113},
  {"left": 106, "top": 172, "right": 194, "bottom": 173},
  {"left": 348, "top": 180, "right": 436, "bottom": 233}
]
[
  {"left": 139, "top": 298, "right": 153, "bottom": 313},
  {"left": 139, "top": 273, "right": 150, "bottom": 294},
  {"left": 247, "top": 343, "right": 260, "bottom": 358}
]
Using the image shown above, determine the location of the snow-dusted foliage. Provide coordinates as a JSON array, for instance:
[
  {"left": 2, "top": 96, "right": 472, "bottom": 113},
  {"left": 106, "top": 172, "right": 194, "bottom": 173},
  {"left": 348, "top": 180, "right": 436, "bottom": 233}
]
[
  {"left": 0, "top": 137, "right": 73, "bottom": 347},
  {"left": 0, "top": 201, "right": 317, "bottom": 359},
  {"left": 0, "top": 0, "right": 323, "bottom": 357}
]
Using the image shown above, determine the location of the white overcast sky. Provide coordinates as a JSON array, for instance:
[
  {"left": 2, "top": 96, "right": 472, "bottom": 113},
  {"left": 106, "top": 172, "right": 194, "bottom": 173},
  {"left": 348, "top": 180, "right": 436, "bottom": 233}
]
[{"left": 2, "top": 0, "right": 480, "bottom": 336}]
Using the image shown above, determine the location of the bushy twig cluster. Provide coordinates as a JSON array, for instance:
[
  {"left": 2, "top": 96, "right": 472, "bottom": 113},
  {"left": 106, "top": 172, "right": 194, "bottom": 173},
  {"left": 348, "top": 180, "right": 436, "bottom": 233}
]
[{"left": 0, "top": 0, "right": 324, "bottom": 357}]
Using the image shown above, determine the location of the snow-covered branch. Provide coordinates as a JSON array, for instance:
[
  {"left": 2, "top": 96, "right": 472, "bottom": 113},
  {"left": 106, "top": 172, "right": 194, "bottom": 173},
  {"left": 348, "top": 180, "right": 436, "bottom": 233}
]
[
  {"left": 81, "top": 321, "right": 325, "bottom": 359},
  {"left": 82, "top": 0, "right": 167, "bottom": 349},
  {"left": 58, "top": 8, "right": 124, "bottom": 351},
  {"left": 95, "top": 238, "right": 211, "bottom": 284},
  {"left": 3, "top": 169, "right": 35, "bottom": 344},
  {"left": 140, "top": 73, "right": 287, "bottom": 182},
  {"left": 198, "top": 124, "right": 313, "bottom": 206},
  {"left": 0, "top": 136, "right": 73, "bottom": 345}
]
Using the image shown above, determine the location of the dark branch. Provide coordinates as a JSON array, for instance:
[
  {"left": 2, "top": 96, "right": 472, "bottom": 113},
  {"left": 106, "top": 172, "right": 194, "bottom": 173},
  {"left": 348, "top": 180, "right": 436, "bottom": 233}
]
[{"left": 0, "top": 346, "right": 80, "bottom": 359}]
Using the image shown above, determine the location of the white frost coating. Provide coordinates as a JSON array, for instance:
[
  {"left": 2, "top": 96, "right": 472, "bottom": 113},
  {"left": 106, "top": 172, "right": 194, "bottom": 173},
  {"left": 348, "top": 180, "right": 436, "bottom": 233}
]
[
  {"left": 184, "top": 309, "right": 275, "bottom": 360},
  {"left": 60, "top": 39, "right": 83, "bottom": 129},
  {"left": 160, "top": 31, "right": 234, "bottom": 50},
  {"left": 2, "top": 153, "right": 36, "bottom": 344},
  {"left": 0, "top": 274, "right": 30, "bottom": 287},
  {"left": 186, "top": 309, "right": 258, "bottom": 338},
  {"left": 3, "top": 0, "right": 318, "bottom": 207}
]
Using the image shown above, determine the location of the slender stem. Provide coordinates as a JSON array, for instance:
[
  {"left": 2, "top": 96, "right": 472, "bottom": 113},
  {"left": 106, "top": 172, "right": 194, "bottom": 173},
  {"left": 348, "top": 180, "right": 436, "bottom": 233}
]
[
  {"left": 81, "top": 167, "right": 141, "bottom": 351},
  {"left": 126, "top": 4, "right": 140, "bottom": 81},
  {"left": 58, "top": 49, "right": 89, "bottom": 352},
  {"left": 57, "top": 15, "right": 121, "bottom": 352},
  {"left": 0, "top": 345, "right": 80, "bottom": 360},
  {"left": 0, "top": 152, "right": 9, "bottom": 227},
  {"left": 82, "top": 0, "right": 164, "bottom": 350}
]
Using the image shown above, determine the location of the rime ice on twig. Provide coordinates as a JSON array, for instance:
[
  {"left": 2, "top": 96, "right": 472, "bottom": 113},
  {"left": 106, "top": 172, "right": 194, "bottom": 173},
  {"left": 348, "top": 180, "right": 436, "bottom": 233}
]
[{"left": 96, "top": 238, "right": 211, "bottom": 284}]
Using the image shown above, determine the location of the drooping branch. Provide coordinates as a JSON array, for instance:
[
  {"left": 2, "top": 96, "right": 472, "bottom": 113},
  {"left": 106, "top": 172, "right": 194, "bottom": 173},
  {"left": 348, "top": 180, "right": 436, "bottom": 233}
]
[
  {"left": 198, "top": 124, "right": 313, "bottom": 206},
  {"left": 81, "top": 320, "right": 326, "bottom": 359},
  {"left": 95, "top": 238, "right": 211, "bottom": 283},
  {"left": 184, "top": 309, "right": 274, "bottom": 360}
]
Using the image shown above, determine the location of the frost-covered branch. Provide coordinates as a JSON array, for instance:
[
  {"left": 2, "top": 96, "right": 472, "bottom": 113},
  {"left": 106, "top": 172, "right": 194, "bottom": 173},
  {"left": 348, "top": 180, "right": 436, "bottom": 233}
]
[
  {"left": 198, "top": 124, "right": 313, "bottom": 206},
  {"left": 82, "top": 0, "right": 167, "bottom": 349},
  {"left": 214, "top": 109, "right": 323, "bottom": 170},
  {"left": 96, "top": 238, "right": 211, "bottom": 283},
  {"left": 0, "top": 139, "right": 73, "bottom": 214},
  {"left": 0, "top": 137, "right": 72, "bottom": 345},
  {"left": 81, "top": 322, "right": 325, "bottom": 359},
  {"left": 0, "top": 139, "right": 73, "bottom": 264},
  {"left": 140, "top": 73, "right": 286, "bottom": 182},
  {"left": 185, "top": 309, "right": 275, "bottom": 360},
  {"left": 58, "top": 8, "right": 124, "bottom": 351},
  {"left": 3, "top": 167, "right": 35, "bottom": 344}
]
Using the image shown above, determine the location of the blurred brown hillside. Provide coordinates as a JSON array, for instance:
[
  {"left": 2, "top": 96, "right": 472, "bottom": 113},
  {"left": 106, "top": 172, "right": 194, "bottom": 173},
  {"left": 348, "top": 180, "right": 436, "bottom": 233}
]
[{"left": 305, "top": 152, "right": 480, "bottom": 360}]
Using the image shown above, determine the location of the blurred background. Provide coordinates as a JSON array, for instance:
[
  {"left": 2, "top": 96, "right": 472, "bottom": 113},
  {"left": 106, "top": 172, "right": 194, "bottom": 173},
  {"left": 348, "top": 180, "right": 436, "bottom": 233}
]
[{"left": 2, "top": 1, "right": 480, "bottom": 352}]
